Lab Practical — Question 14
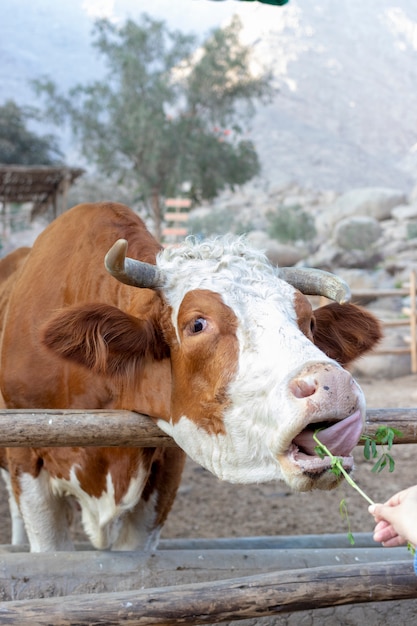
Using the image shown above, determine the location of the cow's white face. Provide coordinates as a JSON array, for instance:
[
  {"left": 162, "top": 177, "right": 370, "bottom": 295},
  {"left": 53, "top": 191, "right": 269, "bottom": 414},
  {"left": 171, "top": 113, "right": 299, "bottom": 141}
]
[{"left": 155, "top": 239, "right": 365, "bottom": 490}]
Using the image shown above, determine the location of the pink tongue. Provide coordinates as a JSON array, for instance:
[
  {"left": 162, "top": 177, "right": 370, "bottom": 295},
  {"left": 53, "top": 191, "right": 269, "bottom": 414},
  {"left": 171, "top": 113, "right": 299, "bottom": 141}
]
[{"left": 293, "top": 410, "right": 363, "bottom": 457}]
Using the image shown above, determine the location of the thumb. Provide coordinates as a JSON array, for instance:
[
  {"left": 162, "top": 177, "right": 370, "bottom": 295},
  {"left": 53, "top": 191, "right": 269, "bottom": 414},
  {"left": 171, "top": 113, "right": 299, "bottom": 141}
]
[{"left": 368, "top": 502, "right": 396, "bottom": 522}]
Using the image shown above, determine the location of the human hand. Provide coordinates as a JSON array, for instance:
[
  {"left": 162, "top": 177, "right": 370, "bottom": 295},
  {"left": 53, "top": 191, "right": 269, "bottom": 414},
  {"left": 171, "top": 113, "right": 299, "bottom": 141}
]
[{"left": 368, "top": 485, "right": 417, "bottom": 548}]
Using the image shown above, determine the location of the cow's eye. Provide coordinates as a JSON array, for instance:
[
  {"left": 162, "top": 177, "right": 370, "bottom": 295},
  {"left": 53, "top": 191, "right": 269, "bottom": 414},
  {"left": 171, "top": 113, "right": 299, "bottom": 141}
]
[{"left": 191, "top": 317, "right": 207, "bottom": 334}]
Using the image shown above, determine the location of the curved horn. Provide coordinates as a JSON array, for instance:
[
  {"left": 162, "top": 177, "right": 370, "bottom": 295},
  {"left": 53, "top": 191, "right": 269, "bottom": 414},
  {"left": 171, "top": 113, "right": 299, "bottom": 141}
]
[
  {"left": 277, "top": 267, "right": 351, "bottom": 304},
  {"left": 104, "top": 239, "right": 165, "bottom": 289}
]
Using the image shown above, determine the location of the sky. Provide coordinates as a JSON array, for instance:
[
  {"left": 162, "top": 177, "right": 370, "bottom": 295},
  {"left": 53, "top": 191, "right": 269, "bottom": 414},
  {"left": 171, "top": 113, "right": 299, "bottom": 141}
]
[
  {"left": 77, "top": 0, "right": 296, "bottom": 50},
  {"left": 79, "top": 0, "right": 283, "bottom": 32},
  {"left": 1, "top": 0, "right": 295, "bottom": 103}
]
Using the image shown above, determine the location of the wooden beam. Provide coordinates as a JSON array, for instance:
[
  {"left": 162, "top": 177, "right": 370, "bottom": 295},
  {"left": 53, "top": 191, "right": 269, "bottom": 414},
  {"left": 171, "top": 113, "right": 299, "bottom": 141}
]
[
  {"left": 0, "top": 560, "right": 414, "bottom": 625},
  {"left": 165, "top": 198, "right": 192, "bottom": 208},
  {"left": 410, "top": 270, "right": 417, "bottom": 373},
  {"left": 0, "top": 410, "right": 176, "bottom": 447},
  {"left": 164, "top": 212, "right": 190, "bottom": 222},
  {"left": 162, "top": 227, "right": 188, "bottom": 237},
  {"left": 351, "top": 288, "right": 410, "bottom": 298},
  {"left": 0, "top": 546, "right": 409, "bottom": 602},
  {"left": 0, "top": 408, "right": 415, "bottom": 447}
]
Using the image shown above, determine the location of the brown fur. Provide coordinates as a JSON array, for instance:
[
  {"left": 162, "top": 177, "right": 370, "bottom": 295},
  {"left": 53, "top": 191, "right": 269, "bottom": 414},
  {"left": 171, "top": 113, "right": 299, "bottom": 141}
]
[
  {"left": 42, "top": 302, "right": 170, "bottom": 378},
  {"left": 0, "top": 246, "right": 30, "bottom": 282},
  {"left": 168, "top": 289, "right": 239, "bottom": 435},
  {"left": 312, "top": 302, "right": 383, "bottom": 366},
  {"left": 0, "top": 203, "right": 185, "bottom": 546}
]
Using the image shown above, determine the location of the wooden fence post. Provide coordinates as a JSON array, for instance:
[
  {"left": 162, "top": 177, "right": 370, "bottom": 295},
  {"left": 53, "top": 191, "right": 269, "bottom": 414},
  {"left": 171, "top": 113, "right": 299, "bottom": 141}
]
[{"left": 410, "top": 270, "right": 417, "bottom": 373}]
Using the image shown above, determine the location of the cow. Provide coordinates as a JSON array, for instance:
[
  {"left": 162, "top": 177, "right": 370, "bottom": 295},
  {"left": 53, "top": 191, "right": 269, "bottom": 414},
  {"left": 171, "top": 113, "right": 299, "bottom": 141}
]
[{"left": 0, "top": 201, "right": 381, "bottom": 552}]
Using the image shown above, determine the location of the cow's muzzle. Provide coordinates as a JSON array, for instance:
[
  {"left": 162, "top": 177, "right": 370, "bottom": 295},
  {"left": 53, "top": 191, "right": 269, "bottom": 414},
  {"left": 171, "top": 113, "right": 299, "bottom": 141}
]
[{"left": 282, "top": 362, "right": 365, "bottom": 487}]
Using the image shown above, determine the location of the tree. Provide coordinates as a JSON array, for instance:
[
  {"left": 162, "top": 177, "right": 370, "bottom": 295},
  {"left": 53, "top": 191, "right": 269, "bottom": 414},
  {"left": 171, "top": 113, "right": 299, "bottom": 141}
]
[
  {"left": 0, "top": 100, "right": 62, "bottom": 165},
  {"left": 34, "top": 14, "right": 273, "bottom": 238}
]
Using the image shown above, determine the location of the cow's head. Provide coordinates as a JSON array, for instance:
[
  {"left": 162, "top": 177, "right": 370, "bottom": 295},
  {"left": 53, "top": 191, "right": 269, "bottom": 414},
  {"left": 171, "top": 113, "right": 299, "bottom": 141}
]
[{"left": 42, "top": 237, "right": 382, "bottom": 491}]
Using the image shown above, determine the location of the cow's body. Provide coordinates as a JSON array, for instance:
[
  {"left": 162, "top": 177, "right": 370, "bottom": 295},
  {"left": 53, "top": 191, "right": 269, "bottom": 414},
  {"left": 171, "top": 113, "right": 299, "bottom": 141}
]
[{"left": 0, "top": 202, "right": 381, "bottom": 552}]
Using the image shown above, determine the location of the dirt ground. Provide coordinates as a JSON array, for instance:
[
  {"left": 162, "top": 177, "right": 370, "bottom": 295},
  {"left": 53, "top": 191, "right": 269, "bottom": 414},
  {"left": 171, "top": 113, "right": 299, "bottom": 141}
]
[{"left": 0, "top": 374, "right": 416, "bottom": 624}]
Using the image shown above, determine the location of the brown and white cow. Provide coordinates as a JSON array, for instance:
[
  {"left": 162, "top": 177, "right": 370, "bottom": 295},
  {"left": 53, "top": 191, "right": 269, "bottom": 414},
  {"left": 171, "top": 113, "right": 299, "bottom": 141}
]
[{"left": 0, "top": 202, "right": 381, "bottom": 552}]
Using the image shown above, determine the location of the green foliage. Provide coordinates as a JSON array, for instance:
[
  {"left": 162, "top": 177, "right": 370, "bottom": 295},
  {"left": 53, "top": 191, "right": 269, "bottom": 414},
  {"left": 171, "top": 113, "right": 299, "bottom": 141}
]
[
  {"left": 313, "top": 426, "right": 404, "bottom": 546},
  {"left": 267, "top": 205, "right": 316, "bottom": 243},
  {"left": 361, "top": 426, "right": 403, "bottom": 474},
  {"left": 33, "top": 14, "right": 273, "bottom": 236},
  {"left": 0, "top": 100, "right": 61, "bottom": 165},
  {"left": 406, "top": 222, "right": 417, "bottom": 240},
  {"left": 313, "top": 431, "right": 374, "bottom": 506},
  {"left": 339, "top": 499, "right": 355, "bottom": 546}
]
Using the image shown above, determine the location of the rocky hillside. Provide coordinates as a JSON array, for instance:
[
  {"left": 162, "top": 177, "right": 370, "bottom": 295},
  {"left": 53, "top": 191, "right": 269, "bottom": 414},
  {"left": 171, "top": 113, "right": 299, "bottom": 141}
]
[
  {"left": 186, "top": 179, "right": 417, "bottom": 378},
  {"left": 248, "top": 0, "right": 417, "bottom": 191}
]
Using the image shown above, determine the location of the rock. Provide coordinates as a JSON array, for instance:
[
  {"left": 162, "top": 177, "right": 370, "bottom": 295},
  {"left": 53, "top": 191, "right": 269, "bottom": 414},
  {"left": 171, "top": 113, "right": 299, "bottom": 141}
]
[
  {"left": 409, "top": 182, "right": 417, "bottom": 204},
  {"left": 246, "top": 231, "right": 306, "bottom": 266},
  {"left": 335, "top": 268, "right": 392, "bottom": 293},
  {"left": 333, "top": 249, "right": 383, "bottom": 270},
  {"left": 391, "top": 203, "right": 417, "bottom": 221},
  {"left": 334, "top": 216, "right": 382, "bottom": 251},
  {"left": 307, "top": 241, "right": 383, "bottom": 270},
  {"left": 352, "top": 329, "right": 412, "bottom": 379},
  {"left": 320, "top": 188, "right": 407, "bottom": 232},
  {"left": 353, "top": 351, "right": 411, "bottom": 379},
  {"left": 281, "top": 195, "right": 308, "bottom": 208},
  {"left": 266, "top": 242, "right": 306, "bottom": 266}
]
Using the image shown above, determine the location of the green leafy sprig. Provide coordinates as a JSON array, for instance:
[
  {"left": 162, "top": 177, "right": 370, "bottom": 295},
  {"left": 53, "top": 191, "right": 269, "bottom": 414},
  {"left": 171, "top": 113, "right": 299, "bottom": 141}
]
[
  {"left": 313, "top": 426, "right": 415, "bottom": 554},
  {"left": 361, "top": 426, "right": 403, "bottom": 474},
  {"left": 312, "top": 430, "right": 375, "bottom": 506}
]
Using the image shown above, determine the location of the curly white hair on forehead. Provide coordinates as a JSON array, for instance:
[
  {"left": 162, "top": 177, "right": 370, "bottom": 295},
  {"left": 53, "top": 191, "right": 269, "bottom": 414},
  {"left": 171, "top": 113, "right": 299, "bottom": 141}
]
[
  {"left": 156, "top": 235, "right": 290, "bottom": 313},
  {"left": 158, "top": 235, "right": 276, "bottom": 278}
]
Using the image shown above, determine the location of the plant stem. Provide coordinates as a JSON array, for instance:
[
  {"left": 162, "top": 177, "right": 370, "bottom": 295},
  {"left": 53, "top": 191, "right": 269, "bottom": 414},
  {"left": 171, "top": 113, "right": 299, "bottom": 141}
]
[{"left": 313, "top": 432, "right": 375, "bottom": 506}]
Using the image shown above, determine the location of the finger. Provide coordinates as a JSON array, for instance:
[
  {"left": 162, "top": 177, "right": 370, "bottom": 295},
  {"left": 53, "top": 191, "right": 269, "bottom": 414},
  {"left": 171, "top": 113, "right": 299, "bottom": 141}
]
[
  {"left": 373, "top": 526, "right": 398, "bottom": 543},
  {"left": 381, "top": 535, "right": 407, "bottom": 548},
  {"left": 371, "top": 503, "right": 400, "bottom": 526},
  {"left": 374, "top": 520, "right": 390, "bottom": 532}
]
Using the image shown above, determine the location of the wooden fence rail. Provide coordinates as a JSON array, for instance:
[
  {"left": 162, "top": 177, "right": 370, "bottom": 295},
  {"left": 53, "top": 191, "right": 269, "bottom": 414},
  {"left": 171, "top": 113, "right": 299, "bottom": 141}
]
[
  {"left": 0, "top": 407, "right": 415, "bottom": 447},
  {"left": 0, "top": 560, "right": 415, "bottom": 625},
  {"left": 0, "top": 544, "right": 410, "bottom": 602},
  {"left": 352, "top": 271, "right": 417, "bottom": 370},
  {"left": 0, "top": 407, "right": 416, "bottom": 623}
]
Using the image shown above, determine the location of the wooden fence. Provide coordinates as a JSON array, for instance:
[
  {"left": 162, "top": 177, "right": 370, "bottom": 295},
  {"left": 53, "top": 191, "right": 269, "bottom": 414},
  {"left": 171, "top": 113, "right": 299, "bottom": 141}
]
[
  {"left": 0, "top": 407, "right": 416, "bottom": 447},
  {"left": 352, "top": 270, "right": 417, "bottom": 372},
  {"left": 0, "top": 409, "right": 416, "bottom": 624},
  {"left": 162, "top": 198, "right": 191, "bottom": 243}
]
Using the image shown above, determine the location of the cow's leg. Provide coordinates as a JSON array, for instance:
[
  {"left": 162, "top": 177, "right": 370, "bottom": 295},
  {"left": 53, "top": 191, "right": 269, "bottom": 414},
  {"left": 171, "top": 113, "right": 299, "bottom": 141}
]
[
  {"left": 0, "top": 469, "right": 27, "bottom": 545},
  {"left": 14, "top": 469, "right": 74, "bottom": 552},
  {"left": 112, "top": 447, "right": 186, "bottom": 551}
]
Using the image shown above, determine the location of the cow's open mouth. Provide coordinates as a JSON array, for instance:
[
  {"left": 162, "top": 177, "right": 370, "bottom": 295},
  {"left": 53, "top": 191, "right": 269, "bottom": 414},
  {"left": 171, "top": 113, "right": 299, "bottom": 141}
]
[{"left": 288, "top": 410, "right": 363, "bottom": 477}]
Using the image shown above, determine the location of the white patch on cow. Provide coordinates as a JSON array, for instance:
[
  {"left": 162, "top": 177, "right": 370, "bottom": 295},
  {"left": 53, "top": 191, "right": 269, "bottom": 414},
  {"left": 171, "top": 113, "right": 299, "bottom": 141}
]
[
  {"left": 18, "top": 471, "right": 73, "bottom": 552},
  {"left": 49, "top": 464, "right": 153, "bottom": 551},
  {"left": 156, "top": 237, "right": 366, "bottom": 486},
  {"left": 1, "top": 469, "right": 27, "bottom": 545},
  {"left": 111, "top": 490, "right": 161, "bottom": 552}
]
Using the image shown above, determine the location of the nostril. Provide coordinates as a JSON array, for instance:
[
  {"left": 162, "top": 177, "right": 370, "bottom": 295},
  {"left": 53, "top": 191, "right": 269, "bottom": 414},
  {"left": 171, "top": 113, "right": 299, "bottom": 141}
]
[{"left": 289, "top": 377, "right": 317, "bottom": 399}]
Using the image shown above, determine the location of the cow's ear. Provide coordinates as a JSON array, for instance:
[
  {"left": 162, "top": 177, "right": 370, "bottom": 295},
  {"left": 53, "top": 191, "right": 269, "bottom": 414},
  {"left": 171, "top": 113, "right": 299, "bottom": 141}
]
[
  {"left": 312, "top": 302, "right": 382, "bottom": 367},
  {"left": 42, "top": 303, "right": 169, "bottom": 377}
]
